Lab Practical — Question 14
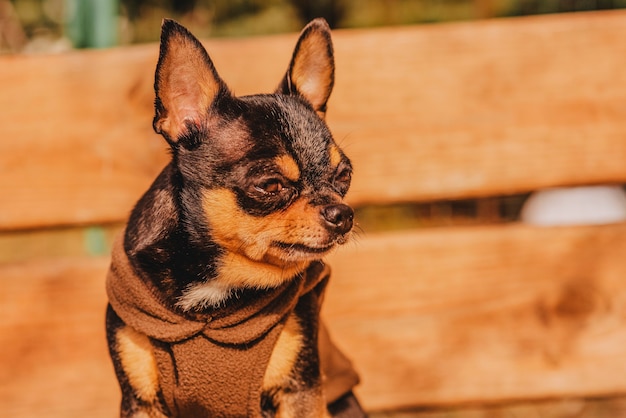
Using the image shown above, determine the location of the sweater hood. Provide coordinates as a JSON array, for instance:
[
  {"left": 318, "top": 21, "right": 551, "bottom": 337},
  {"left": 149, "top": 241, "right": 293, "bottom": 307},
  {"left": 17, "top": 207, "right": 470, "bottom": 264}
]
[{"left": 106, "top": 235, "right": 329, "bottom": 346}]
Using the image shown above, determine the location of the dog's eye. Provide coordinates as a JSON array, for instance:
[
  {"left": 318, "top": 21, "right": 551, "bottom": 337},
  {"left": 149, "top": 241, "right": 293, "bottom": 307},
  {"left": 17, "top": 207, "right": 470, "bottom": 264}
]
[{"left": 255, "top": 178, "right": 285, "bottom": 195}]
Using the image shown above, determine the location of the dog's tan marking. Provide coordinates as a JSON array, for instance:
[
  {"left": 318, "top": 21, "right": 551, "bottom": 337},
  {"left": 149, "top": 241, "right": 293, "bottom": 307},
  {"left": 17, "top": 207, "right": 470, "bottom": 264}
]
[
  {"left": 274, "top": 155, "right": 301, "bottom": 182},
  {"left": 177, "top": 253, "right": 307, "bottom": 310},
  {"left": 116, "top": 326, "right": 159, "bottom": 403},
  {"left": 264, "top": 314, "right": 330, "bottom": 417},
  {"left": 184, "top": 187, "right": 341, "bottom": 309},
  {"left": 276, "top": 390, "right": 331, "bottom": 418},
  {"left": 218, "top": 252, "right": 307, "bottom": 289},
  {"left": 128, "top": 407, "right": 168, "bottom": 418},
  {"left": 203, "top": 188, "right": 333, "bottom": 265},
  {"left": 263, "top": 313, "right": 302, "bottom": 391},
  {"left": 328, "top": 144, "right": 342, "bottom": 169}
]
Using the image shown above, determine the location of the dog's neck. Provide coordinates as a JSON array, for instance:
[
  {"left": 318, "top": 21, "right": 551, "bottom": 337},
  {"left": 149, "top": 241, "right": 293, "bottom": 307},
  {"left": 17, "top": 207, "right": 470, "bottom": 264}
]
[
  {"left": 123, "top": 164, "right": 215, "bottom": 306},
  {"left": 176, "top": 250, "right": 309, "bottom": 311}
]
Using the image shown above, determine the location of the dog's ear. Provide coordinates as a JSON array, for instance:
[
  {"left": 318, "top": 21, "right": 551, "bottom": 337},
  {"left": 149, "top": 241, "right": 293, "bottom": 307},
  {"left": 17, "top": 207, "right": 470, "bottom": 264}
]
[
  {"left": 277, "top": 18, "right": 335, "bottom": 119},
  {"left": 153, "top": 19, "right": 229, "bottom": 145}
]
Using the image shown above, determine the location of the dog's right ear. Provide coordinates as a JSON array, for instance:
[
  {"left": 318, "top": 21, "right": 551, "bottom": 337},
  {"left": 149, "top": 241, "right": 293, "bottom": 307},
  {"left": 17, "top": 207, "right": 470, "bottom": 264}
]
[{"left": 153, "top": 19, "right": 229, "bottom": 146}]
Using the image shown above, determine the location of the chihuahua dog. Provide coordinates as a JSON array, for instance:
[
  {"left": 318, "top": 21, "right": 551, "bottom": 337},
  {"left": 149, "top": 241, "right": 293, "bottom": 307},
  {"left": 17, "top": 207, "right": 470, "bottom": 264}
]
[{"left": 105, "top": 18, "right": 364, "bottom": 418}]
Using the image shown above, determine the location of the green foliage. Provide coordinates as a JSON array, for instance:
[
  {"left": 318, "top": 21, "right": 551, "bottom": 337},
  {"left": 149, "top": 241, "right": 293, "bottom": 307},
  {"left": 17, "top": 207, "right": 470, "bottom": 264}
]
[{"left": 9, "top": 1, "right": 626, "bottom": 48}]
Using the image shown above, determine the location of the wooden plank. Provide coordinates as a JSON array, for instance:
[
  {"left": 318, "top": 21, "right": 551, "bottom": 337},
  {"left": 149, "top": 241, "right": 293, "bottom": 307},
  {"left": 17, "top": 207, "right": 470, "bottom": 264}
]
[
  {"left": 0, "top": 46, "right": 164, "bottom": 230},
  {"left": 332, "top": 11, "right": 626, "bottom": 205},
  {"left": 0, "top": 257, "right": 118, "bottom": 418},
  {"left": 3, "top": 222, "right": 626, "bottom": 414},
  {"left": 370, "top": 397, "right": 626, "bottom": 418},
  {"left": 3, "top": 11, "right": 626, "bottom": 229},
  {"left": 0, "top": 224, "right": 123, "bottom": 263},
  {"left": 324, "top": 222, "right": 626, "bottom": 410}
]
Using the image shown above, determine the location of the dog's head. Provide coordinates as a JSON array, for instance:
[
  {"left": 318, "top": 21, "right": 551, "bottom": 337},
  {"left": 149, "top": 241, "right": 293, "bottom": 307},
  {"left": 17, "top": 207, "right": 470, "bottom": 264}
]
[{"left": 151, "top": 19, "right": 353, "bottom": 295}]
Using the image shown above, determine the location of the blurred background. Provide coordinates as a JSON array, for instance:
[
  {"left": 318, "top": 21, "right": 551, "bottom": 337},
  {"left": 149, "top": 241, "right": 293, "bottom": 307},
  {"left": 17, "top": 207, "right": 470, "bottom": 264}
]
[{"left": 3, "top": 0, "right": 626, "bottom": 52}]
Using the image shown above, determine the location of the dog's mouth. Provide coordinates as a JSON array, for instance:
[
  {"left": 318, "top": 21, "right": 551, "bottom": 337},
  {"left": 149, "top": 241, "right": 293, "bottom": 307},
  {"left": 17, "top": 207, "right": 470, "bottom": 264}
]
[
  {"left": 272, "top": 241, "right": 336, "bottom": 255},
  {"left": 270, "top": 235, "right": 350, "bottom": 260},
  {"left": 273, "top": 231, "right": 351, "bottom": 257}
]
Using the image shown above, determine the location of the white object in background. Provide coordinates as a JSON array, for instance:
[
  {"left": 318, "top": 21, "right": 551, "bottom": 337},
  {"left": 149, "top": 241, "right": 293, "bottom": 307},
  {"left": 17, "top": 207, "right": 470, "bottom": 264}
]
[{"left": 520, "top": 186, "right": 626, "bottom": 226}]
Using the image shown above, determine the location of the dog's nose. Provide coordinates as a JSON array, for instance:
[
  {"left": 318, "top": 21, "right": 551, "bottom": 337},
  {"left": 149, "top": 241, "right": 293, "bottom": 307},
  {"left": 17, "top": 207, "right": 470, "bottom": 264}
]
[{"left": 321, "top": 204, "right": 354, "bottom": 235}]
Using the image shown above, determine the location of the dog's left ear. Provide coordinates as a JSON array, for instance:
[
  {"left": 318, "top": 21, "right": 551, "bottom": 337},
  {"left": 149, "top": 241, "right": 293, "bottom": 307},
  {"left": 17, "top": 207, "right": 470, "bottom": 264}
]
[
  {"left": 153, "top": 19, "right": 229, "bottom": 146},
  {"left": 277, "top": 18, "right": 335, "bottom": 119}
]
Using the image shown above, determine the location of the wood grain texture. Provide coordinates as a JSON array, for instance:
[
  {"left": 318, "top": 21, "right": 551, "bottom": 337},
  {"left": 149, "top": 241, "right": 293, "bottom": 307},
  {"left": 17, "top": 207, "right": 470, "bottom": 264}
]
[
  {"left": 3, "top": 11, "right": 626, "bottom": 229},
  {"left": 331, "top": 11, "right": 626, "bottom": 205},
  {"left": 3, "top": 223, "right": 626, "bottom": 415},
  {"left": 0, "top": 46, "right": 165, "bottom": 230},
  {"left": 325, "top": 222, "right": 626, "bottom": 410},
  {"left": 0, "top": 257, "right": 118, "bottom": 418}
]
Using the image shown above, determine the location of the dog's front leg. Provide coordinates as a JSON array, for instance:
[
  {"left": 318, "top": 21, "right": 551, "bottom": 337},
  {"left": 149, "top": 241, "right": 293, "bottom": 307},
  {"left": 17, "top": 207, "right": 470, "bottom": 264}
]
[
  {"left": 275, "top": 388, "right": 331, "bottom": 418},
  {"left": 106, "top": 306, "right": 168, "bottom": 418},
  {"left": 264, "top": 304, "right": 330, "bottom": 417}
]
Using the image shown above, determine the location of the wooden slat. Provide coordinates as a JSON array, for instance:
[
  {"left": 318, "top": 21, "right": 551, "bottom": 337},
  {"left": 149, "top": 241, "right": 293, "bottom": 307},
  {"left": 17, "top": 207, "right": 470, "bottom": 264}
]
[
  {"left": 0, "top": 46, "right": 165, "bottom": 230},
  {"left": 0, "top": 257, "right": 117, "bottom": 418},
  {"left": 3, "top": 11, "right": 626, "bottom": 229},
  {"left": 325, "top": 222, "right": 626, "bottom": 410},
  {"left": 332, "top": 11, "right": 626, "bottom": 204},
  {"left": 3, "top": 222, "right": 626, "bottom": 415}
]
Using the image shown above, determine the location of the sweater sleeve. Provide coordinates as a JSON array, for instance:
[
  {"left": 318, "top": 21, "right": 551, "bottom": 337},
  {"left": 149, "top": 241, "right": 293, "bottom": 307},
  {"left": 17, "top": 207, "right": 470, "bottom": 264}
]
[{"left": 319, "top": 320, "right": 361, "bottom": 404}]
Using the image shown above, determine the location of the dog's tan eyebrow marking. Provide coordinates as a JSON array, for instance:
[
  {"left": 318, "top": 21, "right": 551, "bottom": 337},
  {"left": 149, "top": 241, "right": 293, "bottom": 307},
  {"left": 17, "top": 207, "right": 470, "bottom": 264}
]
[
  {"left": 274, "top": 155, "right": 301, "bottom": 182},
  {"left": 329, "top": 144, "right": 342, "bottom": 168}
]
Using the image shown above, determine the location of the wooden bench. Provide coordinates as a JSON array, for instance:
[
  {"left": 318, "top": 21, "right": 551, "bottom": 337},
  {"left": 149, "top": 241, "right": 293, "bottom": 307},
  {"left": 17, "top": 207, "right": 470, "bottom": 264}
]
[{"left": 3, "top": 10, "right": 626, "bottom": 416}]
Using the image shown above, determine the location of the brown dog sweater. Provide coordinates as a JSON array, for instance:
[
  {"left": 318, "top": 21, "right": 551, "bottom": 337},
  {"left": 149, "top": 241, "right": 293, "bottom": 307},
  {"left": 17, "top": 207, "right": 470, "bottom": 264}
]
[{"left": 106, "top": 237, "right": 359, "bottom": 417}]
